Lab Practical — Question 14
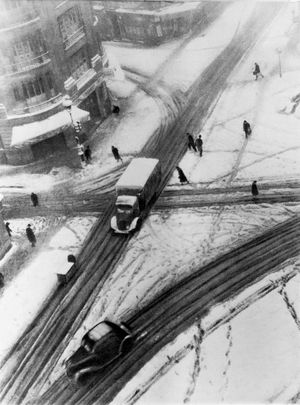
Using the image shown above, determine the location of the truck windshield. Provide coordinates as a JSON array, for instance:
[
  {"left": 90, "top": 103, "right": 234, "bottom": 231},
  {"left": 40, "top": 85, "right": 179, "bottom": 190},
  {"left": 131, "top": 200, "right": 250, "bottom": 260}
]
[{"left": 117, "top": 205, "right": 132, "bottom": 214}]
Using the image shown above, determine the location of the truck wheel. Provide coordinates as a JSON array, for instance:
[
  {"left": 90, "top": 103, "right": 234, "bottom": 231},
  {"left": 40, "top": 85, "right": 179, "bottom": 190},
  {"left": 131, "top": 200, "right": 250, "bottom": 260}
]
[{"left": 135, "top": 218, "right": 142, "bottom": 232}]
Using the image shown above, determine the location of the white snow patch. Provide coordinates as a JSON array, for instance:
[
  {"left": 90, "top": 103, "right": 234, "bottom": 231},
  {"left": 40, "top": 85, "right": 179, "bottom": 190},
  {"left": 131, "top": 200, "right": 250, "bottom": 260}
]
[
  {"left": 115, "top": 261, "right": 300, "bottom": 404},
  {"left": 0, "top": 216, "right": 97, "bottom": 363}
]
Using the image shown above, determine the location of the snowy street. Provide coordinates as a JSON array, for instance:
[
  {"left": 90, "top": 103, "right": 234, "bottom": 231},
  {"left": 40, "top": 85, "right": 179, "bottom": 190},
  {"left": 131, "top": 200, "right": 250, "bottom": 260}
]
[{"left": 0, "top": 1, "right": 300, "bottom": 404}]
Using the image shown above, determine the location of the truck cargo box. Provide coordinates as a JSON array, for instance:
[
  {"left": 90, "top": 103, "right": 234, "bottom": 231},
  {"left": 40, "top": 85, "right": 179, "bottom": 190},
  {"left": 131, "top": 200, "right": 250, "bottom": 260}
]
[{"left": 116, "top": 158, "right": 160, "bottom": 193}]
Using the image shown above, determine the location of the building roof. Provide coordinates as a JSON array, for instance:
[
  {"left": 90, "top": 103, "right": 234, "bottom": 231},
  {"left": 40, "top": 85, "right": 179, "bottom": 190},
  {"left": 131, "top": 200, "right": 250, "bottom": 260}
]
[
  {"left": 11, "top": 107, "right": 90, "bottom": 146},
  {"left": 117, "top": 158, "right": 160, "bottom": 190},
  {"left": 116, "top": 2, "right": 201, "bottom": 17}
]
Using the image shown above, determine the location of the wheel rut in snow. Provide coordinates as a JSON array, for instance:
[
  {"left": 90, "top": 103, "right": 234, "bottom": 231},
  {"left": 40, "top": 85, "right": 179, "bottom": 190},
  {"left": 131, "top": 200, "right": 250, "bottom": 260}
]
[{"left": 0, "top": 3, "right": 286, "bottom": 404}]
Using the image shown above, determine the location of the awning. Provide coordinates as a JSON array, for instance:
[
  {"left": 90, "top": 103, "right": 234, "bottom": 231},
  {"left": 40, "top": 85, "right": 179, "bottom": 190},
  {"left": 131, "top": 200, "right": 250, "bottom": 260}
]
[{"left": 11, "top": 107, "right": 90, "bottom": 146}]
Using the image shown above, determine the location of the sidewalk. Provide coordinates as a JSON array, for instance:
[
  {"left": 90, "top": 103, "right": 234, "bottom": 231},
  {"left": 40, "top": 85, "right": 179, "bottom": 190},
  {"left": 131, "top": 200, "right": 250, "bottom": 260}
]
[
  {"left": 0, "top": 216, "right": 96, "bottom": 363},
  {"left": 167, "top": 2, "right": 300, "bottom": 189}
]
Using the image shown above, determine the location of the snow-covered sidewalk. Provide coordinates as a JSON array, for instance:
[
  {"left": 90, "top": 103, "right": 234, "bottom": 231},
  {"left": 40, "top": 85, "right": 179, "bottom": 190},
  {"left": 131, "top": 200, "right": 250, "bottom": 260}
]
[
  {"left": 169, "top": 2, "right": 300, "bottom": 188},
  {"left": 0, "top": 216, "right": 96, "bottom": 363}
]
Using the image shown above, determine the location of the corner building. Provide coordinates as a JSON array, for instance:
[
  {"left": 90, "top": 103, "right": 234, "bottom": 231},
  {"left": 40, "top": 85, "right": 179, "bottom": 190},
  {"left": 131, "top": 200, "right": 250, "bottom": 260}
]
[{"left": 0, "top": 0, "right": 111, "bottom": 165}]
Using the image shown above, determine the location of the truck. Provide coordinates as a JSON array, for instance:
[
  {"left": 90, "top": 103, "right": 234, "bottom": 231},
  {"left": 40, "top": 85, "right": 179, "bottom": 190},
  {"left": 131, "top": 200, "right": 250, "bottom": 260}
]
[{"left": 111, "top": 158, "right": 161, "bottom": 234}]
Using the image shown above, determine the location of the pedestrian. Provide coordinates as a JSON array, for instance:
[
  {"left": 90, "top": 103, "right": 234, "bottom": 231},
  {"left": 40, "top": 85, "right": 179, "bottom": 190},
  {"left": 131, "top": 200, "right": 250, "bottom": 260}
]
[
  {"left": 187, "top": 133, "right": 197, "bottom": 152},
  {"left": 26, "top": 224, "right": 36, "bottom": 247},
  {"left": 176, "top": 166, "right": 189, "bottom": 185},
  {"left": 112, "top": 105, "right": 120, "bottom": 114},
  {"left": 31, "top": 192, "right": 39, "bottom": 207},
  {"left": 251, "top": 180, "right": 259, "bottom": 198},
  {"left": 84, "top": 145, "right": 91, "bottom": 163},
  {"left": 111, "top": 146, "right": 123, "bottom": 162},
  {"left": 253, "top": 62, "right": 264, "bottom": 80},
  {"left": 243, "top": 120, "right": 251, "bottom": 139},
  {"left": 195, "top": 134, "right": 203, "bottom": 157},
  {"left": 0, "top": 273, "right": 4, "bottom": 288},
  {"left": 77, "top": 143, "right": 85, "bottom": 163},
  {"left": 5, "top": 222, "right": 12, "bottom": 238},
  {"left": 75, "top": 136, "right": 80, "bottom": 145}
]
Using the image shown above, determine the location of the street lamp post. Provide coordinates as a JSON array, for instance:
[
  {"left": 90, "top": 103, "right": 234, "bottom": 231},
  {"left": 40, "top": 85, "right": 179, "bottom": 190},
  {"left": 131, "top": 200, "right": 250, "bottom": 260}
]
[
  {"left": 276, "top": 48, "right": 282, "bottom": 78},
  {"left": 62, "top": 95, "right": 75, "bottom": 126}
]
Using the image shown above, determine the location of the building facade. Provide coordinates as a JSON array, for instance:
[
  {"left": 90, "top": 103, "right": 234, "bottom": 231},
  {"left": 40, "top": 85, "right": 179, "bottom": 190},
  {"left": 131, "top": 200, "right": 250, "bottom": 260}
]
[
  {"left": 94, "top": 1, "right": 204, "bottom": 46},
  {"left": 0, "top": 0, "right": 111, "bottom": 165}
]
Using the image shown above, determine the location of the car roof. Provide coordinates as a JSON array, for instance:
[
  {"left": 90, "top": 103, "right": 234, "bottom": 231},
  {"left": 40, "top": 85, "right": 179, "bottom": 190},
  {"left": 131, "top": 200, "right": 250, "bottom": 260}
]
[{"left": 86, "top": 321, "right": 126, "bottom": 342}]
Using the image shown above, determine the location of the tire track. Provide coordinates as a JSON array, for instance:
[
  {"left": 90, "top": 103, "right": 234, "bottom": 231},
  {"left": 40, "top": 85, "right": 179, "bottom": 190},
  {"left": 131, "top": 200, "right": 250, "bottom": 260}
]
[
  {"left": 0, "top": 4, "right": 285, "bottom": 403},
  {"left": 278, "top": 283, "right": 300, "bottom": 331},
  {"left": 183, "top": 323, "right": 204, "bottom": 403},
  {"left": 41, "top": 216, "right": 299, "bottom": 405}
]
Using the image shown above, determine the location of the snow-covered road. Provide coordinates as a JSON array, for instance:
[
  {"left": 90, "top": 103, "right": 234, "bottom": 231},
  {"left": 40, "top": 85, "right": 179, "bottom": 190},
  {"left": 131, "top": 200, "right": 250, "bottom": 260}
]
[{"left": 0, "top": 1, "right": 300, "bottom": 404}]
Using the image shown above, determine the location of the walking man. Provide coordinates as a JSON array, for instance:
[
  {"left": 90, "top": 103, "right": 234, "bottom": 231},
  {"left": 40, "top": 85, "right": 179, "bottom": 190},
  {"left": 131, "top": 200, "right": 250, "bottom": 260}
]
[
  {"left": 31, "top": 192, "right": 39, "bottom": 207},
  {"left": 253, "top": 62, "right": 264, "bottom": 80},
  {"left": 77, "top": 143, "right": 85, "bottom": 163},
  {"left": 84, "top": 145, "right": 92, "bottom": 163},
  {"left": 112, "top": 146, "right": 123, "bottom": 163},
  {"left": 251, "top": 180, "right": 259, "bottom": 198},
  {"left": 243, "top": 120, "right": 251, "bottom": 139},
  {"left": 112, "top": 105, "right": 120, "bottom": 114},
  {"left": 195, "top": 134, "right": 203, "bottom": 157},
  {"left": 176, "top": 166, "right": 189, "bottom": 185},
  {"left": 5, "top": 222, "right": 12, "bottom": 238},
  {"left": 187, "top": 133, "right": 197, "bottom": 152},
  {"left": 26, "top": 224, "right": 36, "bottom": 247}
]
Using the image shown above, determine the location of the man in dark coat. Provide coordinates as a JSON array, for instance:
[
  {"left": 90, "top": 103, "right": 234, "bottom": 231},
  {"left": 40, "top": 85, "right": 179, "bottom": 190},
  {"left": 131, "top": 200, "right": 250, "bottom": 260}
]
[
  {"left": 243, "top": 120, "right": 251, "bottom": 138},
  {"left": 176, "top": 166, "right": 189, "bottom": 184},
  {"left": 195, "top": 134, "right": 203, "bottom": 157},
  {"left": 26, "top": 224, "right": 36, "bottom": 247},
  {"left": 251, "top": 180, "right": 259, "bottom": 198},
  {"left": 31, "top": 192, "right": 39, "bottom": 207},
  {"left": 112, "top": 146, "right": 123, "bottom": 162},
  {"left": 187, "top": 133, "right": 197, "bottom": 152},
  {"left": 253, "top": 62, "right": 264, "bottom": 80},
  {"left": 84, "top": 145, "right": 91, "bottom": 163},
  {"left": 5, "top": 222, "right": 12, "bottom": 238}
]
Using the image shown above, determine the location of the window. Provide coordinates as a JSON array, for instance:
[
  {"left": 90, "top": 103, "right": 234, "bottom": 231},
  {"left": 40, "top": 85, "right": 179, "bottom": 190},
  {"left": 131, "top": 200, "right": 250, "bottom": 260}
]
[
  {"left": 22, "top": 83, "right": 29, "bottom": 99},
  {"left": 2, "top": 0, "right": 21, "bottom": 11},
  {"left": 70, "top": 47, "right": 89, "bottom": 80},
  {"left": 125, "top": 25, "right": 144, "bottom": 38},
  {"left": 45, "top": 72, "right": 54, "bottom": 90},
  {"left": 12, "top": 74, "right": 54, "bottom": 103},
  {"left": 28, "top": 82, "right": 35, "bottom": 97},
  {"left": 20, "top": 77, "right": 46, "bottom": 100},
  {"left": 58, "top": 7, "right": 82, "bottom": 43},
  {"left": 12, "top": 31, "right": 47, "bottom": 67},
  {"left": 13, "top": 87, "right": 21, "bottom": 101}
]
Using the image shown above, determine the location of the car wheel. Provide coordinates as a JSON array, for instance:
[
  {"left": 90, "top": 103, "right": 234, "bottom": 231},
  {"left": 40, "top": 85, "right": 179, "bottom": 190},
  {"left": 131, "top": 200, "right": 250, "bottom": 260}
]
[{"left": 121, "top": 336, "right": 133, "bottom": 354}]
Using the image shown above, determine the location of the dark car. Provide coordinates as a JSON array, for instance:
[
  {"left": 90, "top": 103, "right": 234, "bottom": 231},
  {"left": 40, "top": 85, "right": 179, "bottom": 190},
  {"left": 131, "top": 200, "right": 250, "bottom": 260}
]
[{"left": 66, "top": 320, "right": 133, "bottom": 384}]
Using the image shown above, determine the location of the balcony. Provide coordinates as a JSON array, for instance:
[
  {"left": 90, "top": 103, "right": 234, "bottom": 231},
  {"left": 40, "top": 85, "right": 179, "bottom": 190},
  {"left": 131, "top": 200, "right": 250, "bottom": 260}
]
[
  {"left": 63, "top": 26, "right": 85, "bottom": 50},
  {"left": 11, "top": 93, "right": 63, "bottom": 116},
  {"left": 0, "top": 6, "right": 39, "bottom": 31},
  {"left": 0, "top": 52, "right": 51, "bottom": 76}
]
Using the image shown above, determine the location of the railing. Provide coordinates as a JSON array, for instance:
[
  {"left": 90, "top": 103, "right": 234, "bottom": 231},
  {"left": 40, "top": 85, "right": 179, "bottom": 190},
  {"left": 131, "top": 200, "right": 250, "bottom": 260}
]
[
  {"left": 0, "top": 6, "right": 38, "bottom": 30},
  {"left": 63, "top": 26, "right": 85, "bottom": 50},
  {"left": 0, "top": 52, "right": 51, "bottom": 76},
  {"left": 12, "top": 93, "right": 63, "bottom": 116}
]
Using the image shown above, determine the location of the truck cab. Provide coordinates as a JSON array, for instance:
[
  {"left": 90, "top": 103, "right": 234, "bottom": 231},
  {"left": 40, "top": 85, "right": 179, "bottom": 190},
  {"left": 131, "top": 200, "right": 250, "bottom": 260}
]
[
  {"left": 111, "top": 195, "right": 140, "bottom": 233},
  {"left": 111, "top": 158, "right": 161, "bottom": 234}
]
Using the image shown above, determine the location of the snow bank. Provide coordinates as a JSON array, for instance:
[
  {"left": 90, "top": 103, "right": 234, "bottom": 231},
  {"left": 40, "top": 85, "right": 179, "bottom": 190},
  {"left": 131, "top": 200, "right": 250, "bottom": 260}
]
[{"left": 0, "top": 216, "right": 96, "bottom": 363}]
